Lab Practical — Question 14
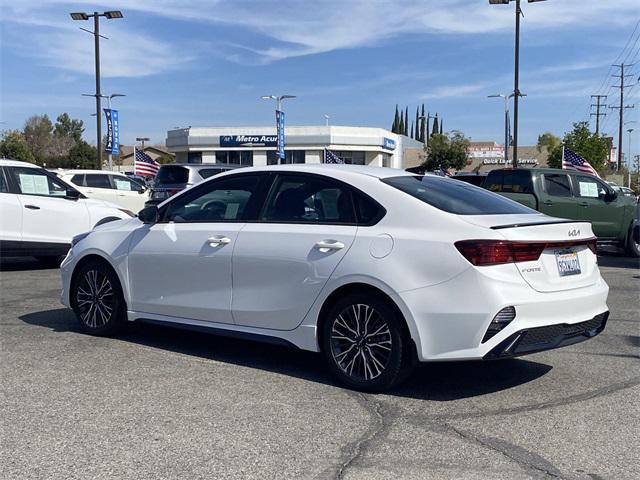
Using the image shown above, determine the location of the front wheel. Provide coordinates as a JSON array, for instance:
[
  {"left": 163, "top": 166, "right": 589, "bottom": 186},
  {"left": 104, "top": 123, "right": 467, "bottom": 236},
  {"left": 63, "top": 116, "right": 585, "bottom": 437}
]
[
  {"left": 71, "top": 260, "right": 126, "bottom": 336},
  {"left": 321, "top": 293, "right": 413, "bottom": 392}
]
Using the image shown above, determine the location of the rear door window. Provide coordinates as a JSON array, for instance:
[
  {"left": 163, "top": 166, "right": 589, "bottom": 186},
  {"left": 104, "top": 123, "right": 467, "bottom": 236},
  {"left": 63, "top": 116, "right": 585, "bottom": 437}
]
[
  {"left": 70, "top": 174, "right": 86, "bottom": 186},
  {"left": 199, "top": 168, "right": 225, "bottom": 179},
  {"left": 382, "top": 175, "right": 536, "bottom": 215},
  {"left": 543, "top": 174, "right": 572, "bottom": 197},
  {"left": 156, "top": 166, "right": 189, "bottom": 185},
  {"left": 85, "top": 174, "right": 113, "bottom": 189}
]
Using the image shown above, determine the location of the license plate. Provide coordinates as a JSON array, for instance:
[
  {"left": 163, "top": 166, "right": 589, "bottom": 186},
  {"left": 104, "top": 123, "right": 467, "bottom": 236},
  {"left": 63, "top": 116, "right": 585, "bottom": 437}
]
[{"left": 555, "top": 249, "right": 581, "bottom": 277}]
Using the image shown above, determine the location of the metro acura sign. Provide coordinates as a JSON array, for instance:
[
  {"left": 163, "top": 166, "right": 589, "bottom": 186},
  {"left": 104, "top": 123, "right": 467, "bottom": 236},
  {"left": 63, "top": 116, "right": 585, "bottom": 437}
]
[{"left": 220, "top": 135, "right": 277, "bottom": 147}]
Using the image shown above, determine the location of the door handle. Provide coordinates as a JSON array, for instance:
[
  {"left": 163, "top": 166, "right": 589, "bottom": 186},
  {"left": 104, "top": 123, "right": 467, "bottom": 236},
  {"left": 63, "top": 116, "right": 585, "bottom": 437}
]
[
  {"left": 543, "top": 201, "right": 553, "bottom": 206},
  {"left": 207, "top": 235, "right": 231, "bottom": 247},
  {"left": 579, "top": 202, "right": 589, "bottom": 207},
  {"left": 24, "top": 204, "right": 40, "bottom": 210},
  {"left": 315, "top": 239, "right": 345, "bottom": 253}
]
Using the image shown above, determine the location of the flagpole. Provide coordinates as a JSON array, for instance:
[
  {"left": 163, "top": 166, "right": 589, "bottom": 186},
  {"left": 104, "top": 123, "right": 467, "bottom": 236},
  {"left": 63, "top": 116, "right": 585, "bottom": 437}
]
[{"left": 561, "top": 145, "right": 565, "bottom": 170}]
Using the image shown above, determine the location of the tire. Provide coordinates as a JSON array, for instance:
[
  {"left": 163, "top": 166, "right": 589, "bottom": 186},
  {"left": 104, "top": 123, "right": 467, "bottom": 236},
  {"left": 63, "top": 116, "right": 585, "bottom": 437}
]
[
  {"left": 626, "top": 225, "right": 640, "bottom": 258},
  {"left": 71, "top": 259, "right": 126, "bottom": 336},
  {"left": 321, "top": 293, "right": 413, "bottom": 393},
  {"left": 34, "top": 255, "right": 63, "bottom": 267}
]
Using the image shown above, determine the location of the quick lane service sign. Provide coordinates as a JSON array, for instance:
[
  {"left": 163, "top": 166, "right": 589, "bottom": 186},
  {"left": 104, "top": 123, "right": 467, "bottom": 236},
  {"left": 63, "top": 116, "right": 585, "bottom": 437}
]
[
  {"left": 383, "top": 137, "right": 396, "bottom": 150},
  {"left": 220, "top": 135, "right": 278, "bottom": 147},
  {"left": 104, "top": 109, "right": 120, "bottom": 155}
]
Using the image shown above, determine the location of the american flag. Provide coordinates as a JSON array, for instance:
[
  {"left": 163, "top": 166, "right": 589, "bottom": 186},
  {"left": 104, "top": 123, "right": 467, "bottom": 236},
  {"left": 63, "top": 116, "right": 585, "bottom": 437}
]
[
  {"left": 323, "top": 149, "right": 344, "bottom": 164},
  {"left": 134, "top": 147, "right": 160, "bottom": 177},
  {"left": 562, "top": 147, "right": 599, "bottom": 177}
]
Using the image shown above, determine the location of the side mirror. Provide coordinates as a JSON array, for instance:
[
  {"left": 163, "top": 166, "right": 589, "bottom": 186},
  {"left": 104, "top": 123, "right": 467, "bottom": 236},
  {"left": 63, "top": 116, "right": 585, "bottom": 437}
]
[
  {"left": 605, "top": 190, "right": 618, "bottom": 202},
  {"left": 138, "top": 205, "right": 159, "bottom": 224},
  {"left": 138, "top": 186, "right": 147, "bottom": 194},
  {"left": 65, "top": 188, "right": 81, "bottom": 200}
]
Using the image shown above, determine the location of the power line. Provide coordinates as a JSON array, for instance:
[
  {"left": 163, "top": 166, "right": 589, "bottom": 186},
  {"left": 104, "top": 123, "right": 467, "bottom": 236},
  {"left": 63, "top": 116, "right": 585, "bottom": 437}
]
[{"left": 610, "top": 63, "right": 637, "bottom": 169}]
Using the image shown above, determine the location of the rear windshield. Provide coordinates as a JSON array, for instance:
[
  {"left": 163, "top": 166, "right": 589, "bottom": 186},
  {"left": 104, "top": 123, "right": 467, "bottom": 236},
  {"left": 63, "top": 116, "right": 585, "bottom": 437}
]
[
  {"left": 382, "top": 175, "right": 537, "bottom": 215},
  {"left": 199, "top": 168, "right": 226, "bottom": 179},
  {"left": 155, "top": 166, "right": 189, "bottom": 185}
]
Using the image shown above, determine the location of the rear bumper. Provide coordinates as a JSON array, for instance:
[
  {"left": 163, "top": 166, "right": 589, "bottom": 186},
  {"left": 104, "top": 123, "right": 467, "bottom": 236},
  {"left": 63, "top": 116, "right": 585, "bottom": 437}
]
[{"left": 483, "top": 311, "right": 608, "bottom": 359}]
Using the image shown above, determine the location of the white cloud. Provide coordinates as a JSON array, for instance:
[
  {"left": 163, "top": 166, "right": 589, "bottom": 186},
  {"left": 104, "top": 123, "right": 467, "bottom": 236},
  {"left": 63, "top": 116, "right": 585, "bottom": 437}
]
[
  {"left": 419, "top": 83, "right": 490, "bottom": 100},
  {"left": 2, "top": 0, "right": 638, "bottom": 67}
]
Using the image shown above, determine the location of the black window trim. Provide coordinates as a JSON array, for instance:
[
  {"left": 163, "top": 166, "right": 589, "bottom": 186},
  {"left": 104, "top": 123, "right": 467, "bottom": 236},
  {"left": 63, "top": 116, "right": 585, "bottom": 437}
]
[
  {"left": 257, "top": 171, "right": 386, "bottom": 227},
  {"left": 0, "top": 167, "right": 10, "bottom": 194}
]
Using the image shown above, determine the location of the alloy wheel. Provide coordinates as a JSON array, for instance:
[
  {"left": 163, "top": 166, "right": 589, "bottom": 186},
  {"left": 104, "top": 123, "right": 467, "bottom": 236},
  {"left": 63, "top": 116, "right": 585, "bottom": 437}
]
[
  {"left": 76, "top": 269, "right": 115, "bottom": 329},
  {"left": 330, "top": 303, "right": 393, "bottom": 381}
]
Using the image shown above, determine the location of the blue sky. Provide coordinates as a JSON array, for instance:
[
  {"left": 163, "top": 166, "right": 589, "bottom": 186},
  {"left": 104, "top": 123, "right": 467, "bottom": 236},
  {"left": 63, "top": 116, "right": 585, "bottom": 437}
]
[{"left": 1, "top": 0, "right": 639, "bottom": 151}]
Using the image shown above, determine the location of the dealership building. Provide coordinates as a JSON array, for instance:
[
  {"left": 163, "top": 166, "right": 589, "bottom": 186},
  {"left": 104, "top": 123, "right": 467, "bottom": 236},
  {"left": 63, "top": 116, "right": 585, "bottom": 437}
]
[{"left": 165, "top": 125, "right": 424, "bottom": 169}]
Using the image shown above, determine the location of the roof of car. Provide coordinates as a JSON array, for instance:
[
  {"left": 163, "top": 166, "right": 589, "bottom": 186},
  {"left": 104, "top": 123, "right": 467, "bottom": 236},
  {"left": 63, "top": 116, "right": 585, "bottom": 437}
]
[
  {"left": 60, "top": 169, "right": 130, "bottom": 176},
  {"left": 160, "top": 163, "right": 241, "bottom": 169},
  {"left": 488, "top": 167, "right": 599, "bottom": 176},
  {"left": 0, "top": 158, "right": 41, "bottom": 168},
  {"left": 216, "top": 163, "right": 413, "bottom": 180}
]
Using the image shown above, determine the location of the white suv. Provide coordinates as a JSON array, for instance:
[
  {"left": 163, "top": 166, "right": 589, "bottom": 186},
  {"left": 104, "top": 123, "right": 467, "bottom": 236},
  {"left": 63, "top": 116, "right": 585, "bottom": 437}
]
[
  {"left": 60, "top": 170, "right": 148, "bottom": 212},
  {"left": 0, "top": 159, "right": 134, "bottom": 263}
]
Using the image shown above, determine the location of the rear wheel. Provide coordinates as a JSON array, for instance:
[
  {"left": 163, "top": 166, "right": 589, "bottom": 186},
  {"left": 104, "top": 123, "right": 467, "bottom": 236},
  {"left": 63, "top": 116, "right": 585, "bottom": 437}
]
[
  {"left": 322, "top": 293, "right": 412, "bottom": 392},
  {"left": 71, "top": 260, "right": 126, "bottom": 336},
  {"left": 626, "top": 225, "right": 640, "bottom": 258}
]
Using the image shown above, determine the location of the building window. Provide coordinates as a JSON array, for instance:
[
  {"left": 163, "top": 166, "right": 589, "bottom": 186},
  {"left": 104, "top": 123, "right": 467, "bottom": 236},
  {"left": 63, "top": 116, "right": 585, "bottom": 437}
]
[
  {"left": 333, "top": 151, "right": 365, "bottom": 165},
  {"left": 215, "top": 151, "right": 253, "bottom": 166},
  {"left": 267, "top": 150, "right": 306, "bottom": 165},
  {"left": 187, "top": 152, "right": 202, "bottom": 164},
  {"left": 382, "top": 154, "right": 391, "bottom": 168}
]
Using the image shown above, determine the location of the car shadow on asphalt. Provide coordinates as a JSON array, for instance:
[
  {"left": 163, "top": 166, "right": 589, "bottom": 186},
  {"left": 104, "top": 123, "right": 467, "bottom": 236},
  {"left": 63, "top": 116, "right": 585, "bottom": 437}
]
[
  {"left": 0, "top": 257, "right": 59, "bottom": 272},
  {"left": 597, "top": 252, "right": 640, "bottom": 270},
  {"left": 20, "top": 308, "right": 553, "bottom": 401}
]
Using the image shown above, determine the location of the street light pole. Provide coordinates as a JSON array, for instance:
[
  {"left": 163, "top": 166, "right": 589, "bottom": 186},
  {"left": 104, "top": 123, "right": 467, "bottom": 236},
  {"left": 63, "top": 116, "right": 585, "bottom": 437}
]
[
  {"left": 70, "top": 10, "right": 124, "bottom": 169},
  {"left": 82, "top": 92, "right": 125, "bottom": 171},
  {"left": 261, "top": 94, "right": 296, "bottom": 164},
  {"left": 628, "top": 128, "right": 634, "bottom": 188},
  {"left": 324, "top": 114, "right": 330, "bottom": 126},
  {"left": 488, "top": 0, "right": 546, "bottom": 167}
]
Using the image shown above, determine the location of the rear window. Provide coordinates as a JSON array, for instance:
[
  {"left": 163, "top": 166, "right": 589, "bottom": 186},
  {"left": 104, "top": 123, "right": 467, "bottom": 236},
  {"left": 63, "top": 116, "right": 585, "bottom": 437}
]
[
  {"left": 155, "top": 166, "right": 189, "bottom": 185},
  {"left": 382, "top": 175, "right": 536, "bottom": 215},
  {"left": 485, "top": 170, "right": 532, "bottom": 193},
  {"left": 199, "top": 168, "right": 225, "bottom": 179}
]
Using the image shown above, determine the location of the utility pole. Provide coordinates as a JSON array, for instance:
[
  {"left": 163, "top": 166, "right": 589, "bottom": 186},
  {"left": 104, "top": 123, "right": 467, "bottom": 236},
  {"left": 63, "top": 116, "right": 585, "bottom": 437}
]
[
  {"left": 611, "top": 63, "right": 635, "bottom": 170},
  {"left": 590, "top": 95, "right": 607, "bottom": 136}
]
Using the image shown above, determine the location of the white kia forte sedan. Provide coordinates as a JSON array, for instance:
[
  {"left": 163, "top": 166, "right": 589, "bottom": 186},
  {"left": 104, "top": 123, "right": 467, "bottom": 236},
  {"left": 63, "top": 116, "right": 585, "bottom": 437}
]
[{"left": 60, "top": 165, "right": 609, "bottom": 391}]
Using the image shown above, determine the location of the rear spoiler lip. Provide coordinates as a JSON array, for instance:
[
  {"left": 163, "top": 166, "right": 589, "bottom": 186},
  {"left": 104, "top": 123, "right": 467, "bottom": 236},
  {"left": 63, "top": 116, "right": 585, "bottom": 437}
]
[{"left": 490, "top": 220, "right": 592, "bottom": 230}]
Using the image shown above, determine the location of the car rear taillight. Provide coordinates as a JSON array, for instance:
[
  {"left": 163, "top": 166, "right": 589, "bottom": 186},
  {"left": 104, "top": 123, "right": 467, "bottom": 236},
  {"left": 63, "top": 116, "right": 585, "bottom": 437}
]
[{"left": 455, "top": 238, "right": 597, "bottom": 266}]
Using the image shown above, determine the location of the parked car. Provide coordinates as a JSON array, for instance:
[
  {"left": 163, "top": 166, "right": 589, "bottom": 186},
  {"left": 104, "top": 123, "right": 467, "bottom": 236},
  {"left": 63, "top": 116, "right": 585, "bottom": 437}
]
[
  {"left": 0, "top": 159, "right": 134, "bottom": 263},
  {"left": 451, "top": 172, "right": 488, "bottom": 187},
  {"left": 146, "top": 163, "right": 242, "bottom": 206},
  {"left": 630, "top": 201, "right": 640, "bottom": 257},
  {"left": 60, "top": 170, "right": 149, "bottom": 212},
  {"left": 61, "top": 165, "right": 609, "bottom": 392},
  {"left": 484, "top": 168, "right": 638, "bottom": 257}
]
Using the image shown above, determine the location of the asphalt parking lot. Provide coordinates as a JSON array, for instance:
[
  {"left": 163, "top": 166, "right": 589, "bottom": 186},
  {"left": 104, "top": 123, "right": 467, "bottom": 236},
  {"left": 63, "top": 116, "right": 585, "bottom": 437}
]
[{"left": 1, "top": 254, "right": 638, "bottom": 480}]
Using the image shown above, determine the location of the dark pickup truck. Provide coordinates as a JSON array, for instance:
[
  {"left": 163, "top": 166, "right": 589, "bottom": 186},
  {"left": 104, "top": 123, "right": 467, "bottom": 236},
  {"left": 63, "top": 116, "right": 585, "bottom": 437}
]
[{"left": 483, "top": 168, "right": 639, "bottom": 257}]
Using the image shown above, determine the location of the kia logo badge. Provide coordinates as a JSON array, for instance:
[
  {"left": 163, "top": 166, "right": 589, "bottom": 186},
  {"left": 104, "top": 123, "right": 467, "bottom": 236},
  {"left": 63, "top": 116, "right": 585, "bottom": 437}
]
[{"left": 568, "top": 229, "right": 580, "bottom": 237}]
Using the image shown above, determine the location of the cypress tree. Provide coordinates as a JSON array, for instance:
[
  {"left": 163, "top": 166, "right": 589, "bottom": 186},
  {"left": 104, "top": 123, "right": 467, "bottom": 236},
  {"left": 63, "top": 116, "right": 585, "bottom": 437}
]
[
  {"left": 410, "top": 121, "right": 414, "bottom": 139},
  {"left": 426, "top": 114, "right": 431, "bottom": 147},
  {"left": 414, "top": 107, "right": 419, "bottom": 141},
  {"left": 404, "top": 106, "right": 409, "bottom": 136},
  {"left": 398, "top": 109, "right": 405, "bottom": 135},
  {"left": 439, "top": 119, "right": 443, "bottom": 135},
  {"left": 432, "top": 114, "right": 439, "bottom": 137},
  {"left": 420, "top": 104, "right": 426, "bottom": 142},
  {"left": 392, "top": 105, "right": 399, "bottom": 133}
]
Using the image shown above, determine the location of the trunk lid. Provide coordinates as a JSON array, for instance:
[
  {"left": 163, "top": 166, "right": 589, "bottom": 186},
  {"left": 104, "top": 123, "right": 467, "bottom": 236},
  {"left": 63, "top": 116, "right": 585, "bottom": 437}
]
[{"left": 462, "top": 214, "right": 599, "bottom": 293}]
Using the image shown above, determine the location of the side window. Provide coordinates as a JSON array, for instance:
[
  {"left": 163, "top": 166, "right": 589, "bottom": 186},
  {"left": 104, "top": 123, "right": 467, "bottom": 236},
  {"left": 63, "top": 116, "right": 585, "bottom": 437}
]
[
  {"left": 70, "top": 174, "right": 86, "bottom": 186},
  {"left": 354, "top": 192, "right": 385, "bottom": 225},
  {"left": 576, "top": 176, "right": 608, "bottom": 200},
  {"left": 85, "top": 174, "right": 113, "bottom": 189},
  {"left": 164, "top": 175, "right": 260, "bottom": 223},
  {"left": 8, "top": 167, "right": 68, "bottom": 197},
  {"left": 485, "top": 171, "right": 504, "bottom": 192},
  {"left": 262, "top": 174, "right": 356, "bottom": 224},
  {"left": 112, "top": 176, "right": 142, "bottom": 192},
  {"left": 543, "top": 174, "right": 572, "bottom": 197},
  {"left": 0, "top": 169, "right": 8, "bottom": 193}
]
